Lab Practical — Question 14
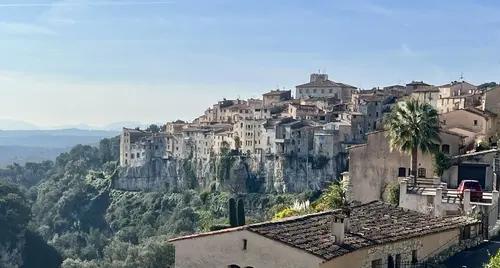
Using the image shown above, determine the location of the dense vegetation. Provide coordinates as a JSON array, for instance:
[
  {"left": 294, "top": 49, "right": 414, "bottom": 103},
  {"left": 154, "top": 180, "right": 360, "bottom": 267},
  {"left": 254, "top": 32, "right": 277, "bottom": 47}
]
[
  {"left": 0, "top": 135, "right": 322, "bottom": 267},
  {"left": 486, "top": 250, "right": 500, "bottom": 268}
]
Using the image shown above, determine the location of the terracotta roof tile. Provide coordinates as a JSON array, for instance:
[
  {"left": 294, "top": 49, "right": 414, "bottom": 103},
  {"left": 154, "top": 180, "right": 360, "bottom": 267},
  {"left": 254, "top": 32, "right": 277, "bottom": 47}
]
[{"left": 248, "top": 201, "right": 476, "bottom": 260}]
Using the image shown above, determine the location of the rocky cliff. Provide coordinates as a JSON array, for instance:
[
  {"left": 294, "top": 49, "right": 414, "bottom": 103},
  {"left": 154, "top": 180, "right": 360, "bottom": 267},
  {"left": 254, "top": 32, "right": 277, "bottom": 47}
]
[{"left": 114, "top": 153, "right": 345, "bottom": 193}]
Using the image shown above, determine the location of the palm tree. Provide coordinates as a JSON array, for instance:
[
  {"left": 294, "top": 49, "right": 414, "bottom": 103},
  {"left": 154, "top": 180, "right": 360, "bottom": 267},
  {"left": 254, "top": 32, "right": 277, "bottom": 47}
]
[{"left": 385, "top": 99, "right": 440, "bottom": 180}]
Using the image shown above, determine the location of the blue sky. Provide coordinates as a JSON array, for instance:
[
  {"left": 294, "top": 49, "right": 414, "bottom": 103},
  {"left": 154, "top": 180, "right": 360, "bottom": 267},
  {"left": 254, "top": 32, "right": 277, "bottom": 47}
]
[{"left": 0, "top": 0, "right": 499, "bottom": 127}]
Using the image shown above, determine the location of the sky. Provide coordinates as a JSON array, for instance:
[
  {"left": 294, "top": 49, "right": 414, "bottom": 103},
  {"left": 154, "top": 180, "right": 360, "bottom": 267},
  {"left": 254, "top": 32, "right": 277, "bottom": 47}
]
[{"left": 0, "top": 0, "right": 499, "bottom": 128}]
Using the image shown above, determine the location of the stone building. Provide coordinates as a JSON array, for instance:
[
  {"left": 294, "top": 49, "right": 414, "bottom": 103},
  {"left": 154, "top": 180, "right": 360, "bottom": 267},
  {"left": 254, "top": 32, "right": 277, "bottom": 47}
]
[
  {"left": 347, "top": 130, "right": 465, "bottom": 203},
  {"left": 262, "top": 89, "right": 291, "bottom": 107},
  {"left": 120, "top": 128, "right": 150, "bottom": 166},
  {"left": 482, "top": 86, "right": 500, "bottom": 119},
  {"left": 436, "top": 94, "right": 482, "bottom": 114},
  {"left": 296, "top": 73, "right": 356, "bottom": 103},
  {"left": 411, "top": 87, "right": 441, "bottom": 109},
  {"left": 438, "top": 81, "right": 478, "bottom": 97},
  {"left": 170, "top": 201, "right": 480, "bottom": 268},
  {"left": 441, "top": 107, "right": 498, "bottom": 145},
  {"left": 351, "top": 92, "right": 395, "bottom": 133},
  {"left": 233, "top": 118, "right": 266, "bottom": 154},
  {"left": 383, "top": 84, "right": 408, "bottom": 97},
  {"left": 285, "top": 103, "right": 327, "bottom": 122},
  {"left": 406, "top": 81, "right": 432, "bottom": 92},
  {"left": 213, "top": 130, "right": 235, "bottom": 155},
  {"left": 165, "top": 120, "right": 188, "bottom": 135}
]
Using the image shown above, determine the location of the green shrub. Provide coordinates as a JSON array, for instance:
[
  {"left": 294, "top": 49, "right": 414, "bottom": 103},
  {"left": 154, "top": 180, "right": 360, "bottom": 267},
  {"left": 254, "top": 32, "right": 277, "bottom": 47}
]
[
  {"left": 312, "top": 182, "right": 346, "bottom": 212},
  {"left": 273, "top": 208, "right": 301, "bottom": 220},
  {"left": 434, "top": 151, "right": 451, "bottom": 177},
  {"left": 485, "top": 250, "right": 500, "bottom": 268},
  {"left": 387, "top": 182, "right": 400, "bottom": 206}
]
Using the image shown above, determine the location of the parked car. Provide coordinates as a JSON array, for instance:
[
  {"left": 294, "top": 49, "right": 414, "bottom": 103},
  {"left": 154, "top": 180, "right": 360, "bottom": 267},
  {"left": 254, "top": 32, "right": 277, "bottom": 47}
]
[{"left": 458, "top": 180, "right": 483, "bottom": 202}]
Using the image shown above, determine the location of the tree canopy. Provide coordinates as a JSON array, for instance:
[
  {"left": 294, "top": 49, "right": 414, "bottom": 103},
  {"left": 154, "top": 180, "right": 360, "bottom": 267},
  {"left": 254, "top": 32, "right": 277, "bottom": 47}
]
[{"left": 385, "top": 99, "right": 440, "bottom": 176}]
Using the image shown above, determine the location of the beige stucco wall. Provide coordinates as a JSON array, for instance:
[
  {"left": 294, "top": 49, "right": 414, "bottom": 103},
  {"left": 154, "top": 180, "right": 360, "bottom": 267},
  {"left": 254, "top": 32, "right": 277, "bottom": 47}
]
[
  {"left": 484, "top": 87, "right": 500, "bottom": 117},
  {"left": 320, "top": 229, "right": 460, "bottom": 268},
  {"left": 441, "top": 110, "right": 494, "bottom": 138},
  {"left": 348, "top": 131, "right": 462, "bottom": 203},
  {"left": 172, "top": 229, "right": 323, "bottom": 268}
]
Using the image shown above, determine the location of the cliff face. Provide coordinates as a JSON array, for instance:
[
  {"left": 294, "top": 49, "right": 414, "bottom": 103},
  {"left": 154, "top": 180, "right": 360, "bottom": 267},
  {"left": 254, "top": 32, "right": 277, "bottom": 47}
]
[{"left": 114, "top": 154, "right": 343, "bottom": 193}]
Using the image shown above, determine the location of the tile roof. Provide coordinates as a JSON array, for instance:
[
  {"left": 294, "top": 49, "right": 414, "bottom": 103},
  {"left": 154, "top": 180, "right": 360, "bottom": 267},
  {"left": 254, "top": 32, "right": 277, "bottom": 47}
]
[
  {"left": 247, "top": 201, "right": 476, "bottom": 260},
  {"left": 464, "top": 107, "right": 497, "bottom": 118},
  {"left": 263, "top": 90, "right": 291, "bottom": 96},
  {"left": 169, "top": 201, "right": 477, "bottom": 261},
  {"left": 297, "top": 79, "right": 356, "bottom": 89},
  {"left": 406, "top": 81, "right": 431, "bottom": 87}
]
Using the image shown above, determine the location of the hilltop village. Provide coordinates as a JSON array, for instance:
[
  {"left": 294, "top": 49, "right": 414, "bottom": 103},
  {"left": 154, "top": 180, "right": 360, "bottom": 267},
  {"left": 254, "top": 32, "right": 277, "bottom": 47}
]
[
  {"left": 119, "top": 73, "right": 499, "bottom": 193},
  {"left": 119, "top": 73, "right": 500, "bottom": 267}
]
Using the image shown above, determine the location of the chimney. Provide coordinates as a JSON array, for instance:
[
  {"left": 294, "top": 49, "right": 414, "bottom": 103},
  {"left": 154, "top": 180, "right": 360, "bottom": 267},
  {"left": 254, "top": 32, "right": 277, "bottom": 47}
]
[{"left": 331, "top": 215, "right": 349, "bottom": 244}]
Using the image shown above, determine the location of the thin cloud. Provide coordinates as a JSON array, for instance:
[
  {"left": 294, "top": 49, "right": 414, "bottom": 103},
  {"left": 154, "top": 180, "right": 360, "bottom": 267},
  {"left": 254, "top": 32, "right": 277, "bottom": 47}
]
[
  {"left": 0, "top": 21, "right": 56, "bottom": 35},
  {"left": 0, "top": 1, "right": 175, "bottom": 7}
]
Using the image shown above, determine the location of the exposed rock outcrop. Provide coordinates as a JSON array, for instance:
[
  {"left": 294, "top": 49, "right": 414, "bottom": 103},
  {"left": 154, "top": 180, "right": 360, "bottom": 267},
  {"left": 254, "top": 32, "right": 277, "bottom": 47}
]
[{"left": 114, "top": 154, "right": 343, "bottom": 193}]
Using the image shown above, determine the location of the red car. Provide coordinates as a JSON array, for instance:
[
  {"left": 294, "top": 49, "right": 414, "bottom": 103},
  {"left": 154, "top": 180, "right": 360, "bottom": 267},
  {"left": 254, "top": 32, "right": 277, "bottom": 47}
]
[{"left": 458, "top": 180, "right": 483, "bottom": 202}]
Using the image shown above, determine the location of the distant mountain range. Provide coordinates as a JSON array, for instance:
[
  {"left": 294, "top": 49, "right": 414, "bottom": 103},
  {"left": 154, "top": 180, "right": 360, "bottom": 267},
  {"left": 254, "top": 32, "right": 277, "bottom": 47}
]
[
  {"left": 0, "top": 128, "right": 120, "bottom": 167},
  {"left": 0, "top": 119, "right": 147, "bottom": 131}
]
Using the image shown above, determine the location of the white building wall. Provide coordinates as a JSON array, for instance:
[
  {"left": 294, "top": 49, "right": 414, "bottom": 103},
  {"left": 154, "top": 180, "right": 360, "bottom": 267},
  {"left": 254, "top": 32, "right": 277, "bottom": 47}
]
[{"left": 172, "top": 230, "right": 323, "bottom": 268}]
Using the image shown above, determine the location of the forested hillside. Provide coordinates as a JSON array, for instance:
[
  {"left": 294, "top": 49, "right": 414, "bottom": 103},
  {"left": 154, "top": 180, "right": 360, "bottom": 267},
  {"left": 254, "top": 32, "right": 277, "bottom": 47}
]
[{"left": 0, "top": 136, "right": 320, "bottom": 267}]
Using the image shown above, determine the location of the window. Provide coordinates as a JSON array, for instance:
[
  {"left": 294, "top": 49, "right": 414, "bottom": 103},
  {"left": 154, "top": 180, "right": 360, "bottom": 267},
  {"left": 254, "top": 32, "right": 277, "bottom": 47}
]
[
  {"left": 242, "top": 239, "right": 247, "bottom": 250},
  {"left": 395, "top": 254, "right": 401, "bottom": 268},
  {"left": 387, "top": 255, "right": 394, "bottom": 268},
  {"left": 411, "top": 250, "right": 418, "bottom": 264},
  {"left": 474, "top": 120, "right": 478, "bottom": 126},
  {"left": 398, "top": 167, "right": 407, "bottom": 177},
  {"left": 228, "top": 265, "right": 240, "bottom": 268},
  {"left": 441, "top": 144, "right": 450, "bottom": 154},
  {"left": 371, "top": 259, "right": 382, "bottom": 268},
  {"left": 417, "top": 168, "right": 426, "bottom": 178}
]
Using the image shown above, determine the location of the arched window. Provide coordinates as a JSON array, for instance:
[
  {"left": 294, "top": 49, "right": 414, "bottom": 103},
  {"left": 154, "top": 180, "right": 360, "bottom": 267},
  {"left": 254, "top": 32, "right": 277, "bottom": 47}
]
[{"left": 228, "top": 265, "right": 240, "bottom": 268}]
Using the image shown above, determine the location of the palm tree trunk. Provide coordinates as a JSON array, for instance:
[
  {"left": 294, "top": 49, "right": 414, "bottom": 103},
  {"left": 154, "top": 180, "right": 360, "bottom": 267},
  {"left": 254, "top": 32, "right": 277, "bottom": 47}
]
[{"left": 411, "top": 147, "right": 418, "bottom": 185}]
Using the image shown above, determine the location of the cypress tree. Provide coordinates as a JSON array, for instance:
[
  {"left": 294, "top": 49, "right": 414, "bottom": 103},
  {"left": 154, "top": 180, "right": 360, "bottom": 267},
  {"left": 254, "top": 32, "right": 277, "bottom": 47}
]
[
  {"left": 237, "top": 198, "right": 245, "bottom": 226},
  {"left": 228, "top": 198, "right": 237, "bottom": 227}
]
